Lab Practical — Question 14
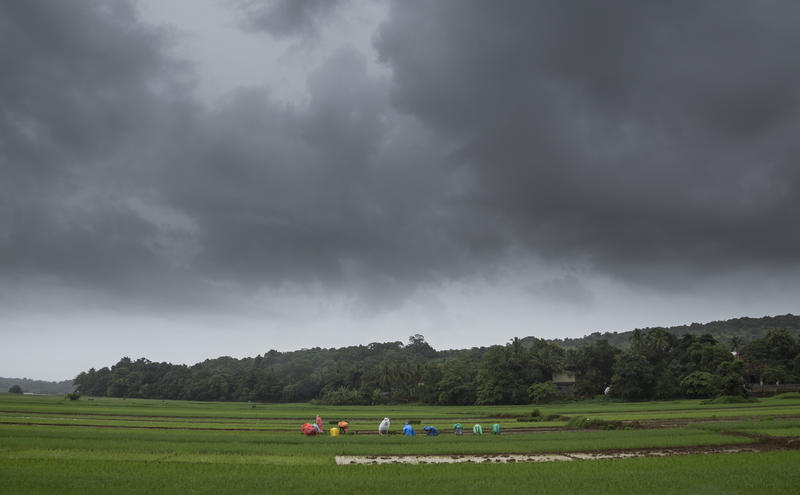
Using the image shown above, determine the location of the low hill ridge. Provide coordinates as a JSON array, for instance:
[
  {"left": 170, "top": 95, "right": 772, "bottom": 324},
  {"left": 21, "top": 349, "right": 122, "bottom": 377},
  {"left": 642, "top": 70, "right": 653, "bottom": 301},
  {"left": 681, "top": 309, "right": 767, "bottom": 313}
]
[
  {"left": 0, "top": 377, "right": 75, "bottom": 394},
  {"left": 524, "top": 313, "right": 800, "bottom": 349}
]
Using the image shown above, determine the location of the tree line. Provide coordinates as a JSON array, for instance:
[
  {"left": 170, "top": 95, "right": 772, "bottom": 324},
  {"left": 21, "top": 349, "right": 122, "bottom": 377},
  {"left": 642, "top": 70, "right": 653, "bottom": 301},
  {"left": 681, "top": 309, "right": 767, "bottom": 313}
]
[{"left": 74, "top": 329, "right": 800, "bottom": 404}]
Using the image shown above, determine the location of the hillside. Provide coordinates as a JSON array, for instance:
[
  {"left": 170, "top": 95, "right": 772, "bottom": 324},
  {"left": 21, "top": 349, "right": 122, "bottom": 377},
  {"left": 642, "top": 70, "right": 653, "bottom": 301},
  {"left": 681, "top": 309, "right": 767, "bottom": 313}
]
[
  {"left": 531, "top": 313, "right": 800, "bottom": 349},
  {"left": 0, "top": 377, "right": 75, "bottom": 394}
]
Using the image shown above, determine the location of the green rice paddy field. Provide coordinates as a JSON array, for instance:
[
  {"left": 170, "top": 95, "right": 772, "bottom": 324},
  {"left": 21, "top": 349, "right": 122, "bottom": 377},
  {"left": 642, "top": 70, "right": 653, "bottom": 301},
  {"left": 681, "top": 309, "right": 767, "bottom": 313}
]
[{"left": 2, "top": 393, "right": 800, "bottom": 494}]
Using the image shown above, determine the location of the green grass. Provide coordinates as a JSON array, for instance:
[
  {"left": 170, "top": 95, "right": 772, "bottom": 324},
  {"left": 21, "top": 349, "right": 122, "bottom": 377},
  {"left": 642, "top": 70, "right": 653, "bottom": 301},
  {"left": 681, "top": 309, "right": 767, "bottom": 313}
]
[
  {"left": 4, "top": 393, "right": 800, "bottom": 423},
  {"left": 1, "top": 393, "right": 799, "bottom": 494},
  {"left": 2, "top": 452, "right": 798, "bottom": 494},
  {"left": 3, "top": 393, "right": 799, "bottom": 439},
  {"left": 0, "top": 424, "right": 754, "bottom": 460},
  {"left": 692, "top": 418, "right": 800, "bottom": 437}
]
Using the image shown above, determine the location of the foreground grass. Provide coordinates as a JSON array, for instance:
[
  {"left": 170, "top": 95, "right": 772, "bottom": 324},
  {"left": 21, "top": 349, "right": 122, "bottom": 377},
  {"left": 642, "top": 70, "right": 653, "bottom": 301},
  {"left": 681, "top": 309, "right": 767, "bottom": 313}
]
[
  {"left": 2, "top": 452, "right": 798, "bottom": 494},
  {"left": 2, "top": 394, "right": 799, "bottom": 494}
]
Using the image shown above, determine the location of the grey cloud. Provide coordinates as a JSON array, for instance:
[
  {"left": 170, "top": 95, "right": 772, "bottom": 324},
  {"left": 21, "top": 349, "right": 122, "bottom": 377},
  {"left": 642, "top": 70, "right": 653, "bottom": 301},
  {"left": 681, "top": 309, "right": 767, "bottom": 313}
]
[
  {"left": 375, "top": 0, "right": 800, "bottom": 286},
  {"left": 4, "top": 0, "right": 800, "bottom": 317},
  {"left": 533, "top": 275, "right": 594, "bottom": 307},
  {"left": 155, "top": 48, "right": 487, "bottom": 294},
  {"left": 0, "top": 1, "right": 187, "bottom": 289},
  {"left": 236, "top": 0, "right": 345, "bottom": 37},
  {"left": 0, "top": 0, "right": 490, "bottom": 310}
]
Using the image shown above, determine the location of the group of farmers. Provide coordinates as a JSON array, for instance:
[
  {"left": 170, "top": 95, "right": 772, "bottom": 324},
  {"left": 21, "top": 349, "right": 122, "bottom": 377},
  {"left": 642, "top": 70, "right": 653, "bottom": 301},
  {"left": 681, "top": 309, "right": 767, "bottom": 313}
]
[
  {"left": 301, "top": 415, "right": 501, "bottom": 436},
  {"left": 301, "top": 414, "right": 350, "bottom": 436},
  {"left": 396, "top": 420, "right": 501, "bottom": 437}
]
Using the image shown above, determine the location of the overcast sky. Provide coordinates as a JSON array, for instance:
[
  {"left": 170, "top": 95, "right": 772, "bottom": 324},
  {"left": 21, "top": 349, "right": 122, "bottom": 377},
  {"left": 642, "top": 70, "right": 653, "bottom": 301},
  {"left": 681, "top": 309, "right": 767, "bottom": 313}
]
[{"left": 3, "top": 0, "right": 800, "bottom": 381}]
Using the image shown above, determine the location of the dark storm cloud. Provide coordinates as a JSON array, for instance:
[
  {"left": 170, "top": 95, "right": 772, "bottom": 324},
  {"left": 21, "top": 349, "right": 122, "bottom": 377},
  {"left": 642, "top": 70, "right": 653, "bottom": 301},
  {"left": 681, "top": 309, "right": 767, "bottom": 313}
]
[
  {"left": 237, "top": 0, "right": 345, "bottom": 37},
  {"left": 4, "top": 0, "right": 800, "bottom": 314},
  {"left": 0, "top": 1, "right": 186, "bottom": 291},
  {"left": 156, "top": 50, "right": 471, "bottom": 290},
  {"left": 169, "top": 49, "right": 518, "bottom": 305},
  {"left": 0, "top": 0, "right": 487, "bottom": 308},
  {"left": 376, "top": 0, "right": 800, "bottom": 285}
]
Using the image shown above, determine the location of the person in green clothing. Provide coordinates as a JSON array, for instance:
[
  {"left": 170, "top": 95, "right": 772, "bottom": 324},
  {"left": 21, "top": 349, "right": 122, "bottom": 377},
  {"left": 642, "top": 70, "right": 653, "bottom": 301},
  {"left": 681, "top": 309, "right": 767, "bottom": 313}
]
[
  {"left": 472, "top": 424, "right": 483, "bottom": 435},
  {"left": 492, "top": 423, "right": 501, "bottom": 435},
  {"left": 453, "top": 423, "right": 463, "bottom": 435}
]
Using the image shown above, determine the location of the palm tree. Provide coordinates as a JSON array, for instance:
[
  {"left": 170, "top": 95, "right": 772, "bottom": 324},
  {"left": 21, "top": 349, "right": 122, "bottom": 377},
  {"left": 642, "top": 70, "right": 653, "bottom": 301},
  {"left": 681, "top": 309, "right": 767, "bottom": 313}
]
[
  {"left": 631, "top": 329, "right": 644, "bottom": 354},
  {"left": 729, "top": 336, "right": 742, "bottom": 353}
]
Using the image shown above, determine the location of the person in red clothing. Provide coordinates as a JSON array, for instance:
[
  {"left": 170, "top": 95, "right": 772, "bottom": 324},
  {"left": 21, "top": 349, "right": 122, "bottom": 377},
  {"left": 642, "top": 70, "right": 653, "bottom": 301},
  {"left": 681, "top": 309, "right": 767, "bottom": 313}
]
[{"left": 315, "top": 414, "right": 324, "bottom": 433}]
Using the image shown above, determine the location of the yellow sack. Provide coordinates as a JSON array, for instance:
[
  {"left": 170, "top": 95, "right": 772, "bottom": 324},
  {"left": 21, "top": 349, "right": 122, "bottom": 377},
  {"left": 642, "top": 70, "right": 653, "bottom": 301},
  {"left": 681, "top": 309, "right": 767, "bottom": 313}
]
[{"left": 330, "top": 427, "right": 340, "bottom": 437}]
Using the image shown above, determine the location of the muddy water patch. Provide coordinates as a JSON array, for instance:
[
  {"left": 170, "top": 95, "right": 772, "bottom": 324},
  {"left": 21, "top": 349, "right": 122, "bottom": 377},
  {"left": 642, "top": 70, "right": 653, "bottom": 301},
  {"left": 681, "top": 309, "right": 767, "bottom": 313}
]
[
  {"left": 335, "top": 445, "right": 765, "bottom": 465},
  {"left": 336, "top": 454, "right": 573, "bottom": 465}
]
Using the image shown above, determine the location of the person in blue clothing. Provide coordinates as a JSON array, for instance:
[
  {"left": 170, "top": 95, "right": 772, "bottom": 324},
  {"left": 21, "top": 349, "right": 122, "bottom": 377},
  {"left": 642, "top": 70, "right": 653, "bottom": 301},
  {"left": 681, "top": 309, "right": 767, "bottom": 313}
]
[
  {"left": 423, "top": 426, "right": 439, "bottom": 436},
  {"left": 403, "top": 421, "right": 415, "bottom": 436}
]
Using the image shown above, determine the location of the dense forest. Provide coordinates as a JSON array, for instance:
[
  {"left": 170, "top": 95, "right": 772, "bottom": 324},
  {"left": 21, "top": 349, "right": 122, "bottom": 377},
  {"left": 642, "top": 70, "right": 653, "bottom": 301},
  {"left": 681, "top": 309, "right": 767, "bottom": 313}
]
[{"left": 73, "top": 314, "right": 800, "bottom": 404}]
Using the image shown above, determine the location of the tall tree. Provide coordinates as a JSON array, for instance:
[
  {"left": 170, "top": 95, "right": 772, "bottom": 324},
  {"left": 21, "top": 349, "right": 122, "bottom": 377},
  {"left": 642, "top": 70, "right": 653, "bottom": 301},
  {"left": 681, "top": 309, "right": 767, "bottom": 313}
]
[{"left": 610, "top": 352, "right": 654, "bottom": 400}]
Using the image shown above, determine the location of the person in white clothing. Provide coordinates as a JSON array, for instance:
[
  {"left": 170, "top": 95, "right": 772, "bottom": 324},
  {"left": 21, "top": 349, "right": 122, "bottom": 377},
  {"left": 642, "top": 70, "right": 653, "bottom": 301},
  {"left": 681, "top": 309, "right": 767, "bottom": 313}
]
[{"left": 379, "top": 417, "right": 390, "bottom": 435}]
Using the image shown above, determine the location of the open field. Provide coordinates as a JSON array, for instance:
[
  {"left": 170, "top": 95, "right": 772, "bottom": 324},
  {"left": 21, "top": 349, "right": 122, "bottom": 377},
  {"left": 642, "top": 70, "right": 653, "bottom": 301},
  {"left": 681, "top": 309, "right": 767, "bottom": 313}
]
[
  {"left": 1, "top": 393, "right": 800, "bottom": 493},
  {"left": 4, "top": 394, "right": 800, "bottom": 430}
]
